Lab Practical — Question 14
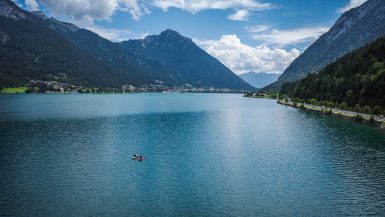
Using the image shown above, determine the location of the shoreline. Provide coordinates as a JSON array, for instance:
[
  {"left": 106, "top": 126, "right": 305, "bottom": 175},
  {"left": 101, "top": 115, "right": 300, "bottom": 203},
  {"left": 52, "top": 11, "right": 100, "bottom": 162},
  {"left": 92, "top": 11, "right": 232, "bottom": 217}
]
[
  {"left": 0, "top": 92, "right": 245, "bottom": 95},
  {"left": 277, "top": 100, "right": 385, "bottom": 130},
  {"left": 0, "top": 85, "right": 249, "bottom": 94}
]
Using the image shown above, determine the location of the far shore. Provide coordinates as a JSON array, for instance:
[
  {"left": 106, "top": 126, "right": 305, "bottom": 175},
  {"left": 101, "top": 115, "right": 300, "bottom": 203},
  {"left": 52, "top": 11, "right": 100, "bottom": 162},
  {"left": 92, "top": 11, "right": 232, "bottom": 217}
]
[
  {"left": 0, "top": 91, "right": 246, "bottom": 95},
  {"left": 0, "top": 85, "right": 250, "bottom": 94}
]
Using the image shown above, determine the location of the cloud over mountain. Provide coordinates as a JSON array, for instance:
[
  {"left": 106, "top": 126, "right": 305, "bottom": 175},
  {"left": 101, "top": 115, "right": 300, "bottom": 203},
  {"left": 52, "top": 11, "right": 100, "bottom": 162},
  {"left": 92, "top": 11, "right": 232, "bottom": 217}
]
[
  {"left": 150, "top": 0, "right": 271, "bottom": 13},
  {"left": 35, "top": 0, "right": 271, "bottom": 23},
  {"left": 25, "top": 0, "right": 39, "bottom": 11},
  {"left": 249, "top": 26, "right": 330, "bottom": 46},
  {"left": 38, "top": 0, "right": 148, "bottom": 24},
  {"left": 196, "top": 35, "right": 300, "bottom": 74},
  {"left": 227, "top": 9, "right": 250, "bottom": 21},
  {"left": 338, "top": 0, "right": 368, "bottom": 13}
]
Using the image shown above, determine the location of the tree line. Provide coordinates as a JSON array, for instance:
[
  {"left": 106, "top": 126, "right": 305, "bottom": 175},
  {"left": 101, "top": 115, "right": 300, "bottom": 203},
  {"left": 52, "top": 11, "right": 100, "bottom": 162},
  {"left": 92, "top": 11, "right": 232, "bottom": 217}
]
[{"left": 280, "top": 37, "right": 385, "bottom": 115}]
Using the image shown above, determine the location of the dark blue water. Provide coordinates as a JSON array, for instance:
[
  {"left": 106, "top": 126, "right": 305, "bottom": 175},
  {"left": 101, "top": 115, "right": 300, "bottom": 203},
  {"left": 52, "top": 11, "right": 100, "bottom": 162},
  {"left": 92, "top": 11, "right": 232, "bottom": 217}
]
[{"left": 1, "top": 94, "right": 385, "bottom": 216}]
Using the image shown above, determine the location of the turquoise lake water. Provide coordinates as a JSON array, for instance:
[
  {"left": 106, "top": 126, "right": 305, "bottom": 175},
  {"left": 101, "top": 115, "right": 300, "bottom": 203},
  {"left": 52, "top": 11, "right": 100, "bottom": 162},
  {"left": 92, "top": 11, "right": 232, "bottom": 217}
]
[{"left": 1, "top": 94, "right": 385, "bottom": 216}]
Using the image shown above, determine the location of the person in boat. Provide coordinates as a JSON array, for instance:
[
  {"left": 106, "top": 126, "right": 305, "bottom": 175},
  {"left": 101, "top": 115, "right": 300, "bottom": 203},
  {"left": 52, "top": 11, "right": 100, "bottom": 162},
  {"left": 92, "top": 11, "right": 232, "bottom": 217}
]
[{"left": 132, "top": 154, "right": 144, "bottom": 160}]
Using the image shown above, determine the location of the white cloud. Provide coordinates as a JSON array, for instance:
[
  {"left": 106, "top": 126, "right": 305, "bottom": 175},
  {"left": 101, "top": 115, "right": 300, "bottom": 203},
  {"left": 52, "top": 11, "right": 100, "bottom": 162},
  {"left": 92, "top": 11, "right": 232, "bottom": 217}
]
[
  {"left": 251, "top": 26, "right": 329, "bottom": 45},
  {"left": 38, "top": 0, "right": 148, "bottom": 24},
  {"left": 195, "top": 35, "right": 300, "bottom": 74},
  {"left": 337, "top": 0, "right": 367, "bottom": 13},
  {"left": 227, "top": 9, "right": 250, "bottom": 21},
  {"left": 245, "top": 24, "right": 271, "bottom": 33},
  {"left": 25, "top": 0, "right": 40, "bottom": 11},
  {"left": 150, "top": 0, "right": 272, "bottom": 13},
  {"left": 34, "top": 0, "right": 271, "bottom": 23},
  {"left": 139, "top": 32, "right": 150, "bottom": 39},
  {"left": 85, "top": 26, "right": 152, "bottom": 41},
  {"left": 86, "top": 26, "right": 131, "bottom": 42}
]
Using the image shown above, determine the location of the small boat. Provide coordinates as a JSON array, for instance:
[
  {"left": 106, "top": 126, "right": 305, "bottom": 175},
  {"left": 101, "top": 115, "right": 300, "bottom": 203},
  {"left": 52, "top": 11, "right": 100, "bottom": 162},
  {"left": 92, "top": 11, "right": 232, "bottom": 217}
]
[{"left": 132, "top": 154, "right": 145, "bottom": 161}]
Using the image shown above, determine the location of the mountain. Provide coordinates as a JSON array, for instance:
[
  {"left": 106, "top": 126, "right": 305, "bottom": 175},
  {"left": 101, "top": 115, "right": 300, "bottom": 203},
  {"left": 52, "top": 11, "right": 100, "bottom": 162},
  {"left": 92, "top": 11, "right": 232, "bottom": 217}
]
[
  {"left": 0, "top": 0, "right": 253, "bottom": 90},
  {"left": 280, "top": 37, "right": 385, "bottom": 109},
  {"left": 239, "top": 72, "right": 280, "bottom": 89},
  {"left": 120, "top": 29, "right": 254, "bottom": 89},
  {"left": 0, "top": 0, "right": 147, "bottom": 87},
  {"left": 263, "top": 0, "right": 385, "bottom": 91}
]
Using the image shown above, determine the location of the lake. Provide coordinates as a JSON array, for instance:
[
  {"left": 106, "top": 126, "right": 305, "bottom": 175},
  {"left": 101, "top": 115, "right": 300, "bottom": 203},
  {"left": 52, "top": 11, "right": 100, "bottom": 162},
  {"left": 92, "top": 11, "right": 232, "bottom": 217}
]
[{"left": 1, "top": 94, "right": 385, "bottom": 216}]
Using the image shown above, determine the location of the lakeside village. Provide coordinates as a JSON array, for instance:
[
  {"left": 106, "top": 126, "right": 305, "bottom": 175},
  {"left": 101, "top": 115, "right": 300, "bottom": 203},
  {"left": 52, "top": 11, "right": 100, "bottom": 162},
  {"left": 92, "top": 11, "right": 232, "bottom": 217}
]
[{"left": 0, "top": 80, "right": 245, "bottom": 94}]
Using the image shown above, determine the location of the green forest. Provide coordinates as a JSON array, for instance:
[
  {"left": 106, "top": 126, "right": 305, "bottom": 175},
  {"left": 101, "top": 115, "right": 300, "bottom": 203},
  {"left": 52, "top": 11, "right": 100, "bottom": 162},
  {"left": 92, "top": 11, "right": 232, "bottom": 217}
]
[{"left": 280, "top": 37, "right": 385, "bottom": 114}]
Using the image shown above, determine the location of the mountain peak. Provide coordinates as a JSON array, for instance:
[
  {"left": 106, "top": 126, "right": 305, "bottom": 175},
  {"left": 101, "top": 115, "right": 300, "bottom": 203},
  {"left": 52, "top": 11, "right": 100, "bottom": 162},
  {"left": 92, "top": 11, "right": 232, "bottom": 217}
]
[
  {"left": 159, "top": 29, "right": 189, "bottom": 40},
  {"left": 139, "top": 29, "right": 192, "bottom": 48},
  {"left": 0, "top": 0, "right": 26, "bottom": 20},
  {"left": 161, "top": 28, "right": 181, "bottom": 36},
  {"left": 240, "top": 72, "right": 280, "bottom": 89}
]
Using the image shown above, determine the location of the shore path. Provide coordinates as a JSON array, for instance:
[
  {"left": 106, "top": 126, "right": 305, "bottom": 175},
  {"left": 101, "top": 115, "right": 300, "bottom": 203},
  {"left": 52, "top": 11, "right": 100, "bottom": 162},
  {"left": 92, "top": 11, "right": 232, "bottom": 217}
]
[{"left": 278, "top": 100, "right": 385, "bottom": 126}]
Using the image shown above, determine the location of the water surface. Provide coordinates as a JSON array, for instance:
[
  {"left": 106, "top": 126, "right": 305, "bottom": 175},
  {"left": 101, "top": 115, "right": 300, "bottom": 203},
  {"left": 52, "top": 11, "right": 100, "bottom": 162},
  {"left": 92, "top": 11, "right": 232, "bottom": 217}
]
[{"left": 1, "top": 94, "right": 385, "bottom": 216}]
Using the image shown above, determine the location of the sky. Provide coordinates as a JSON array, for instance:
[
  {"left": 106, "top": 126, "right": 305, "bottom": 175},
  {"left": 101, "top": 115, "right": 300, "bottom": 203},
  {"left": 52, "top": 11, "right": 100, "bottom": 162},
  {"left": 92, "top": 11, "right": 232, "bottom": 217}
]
[{"left": 14, "top": 0, "right": 368, "bottom": 75}]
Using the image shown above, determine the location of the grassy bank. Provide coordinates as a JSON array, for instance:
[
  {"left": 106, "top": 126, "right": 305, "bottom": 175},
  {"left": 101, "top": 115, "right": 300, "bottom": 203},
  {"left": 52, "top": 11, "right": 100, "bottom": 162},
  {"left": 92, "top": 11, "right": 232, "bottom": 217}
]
[
  {"left": 278, "top": 100, "right": 385, "bottom": 129},
  {"left": 0, "top": 87, "right": 29, "bottom": 94}
]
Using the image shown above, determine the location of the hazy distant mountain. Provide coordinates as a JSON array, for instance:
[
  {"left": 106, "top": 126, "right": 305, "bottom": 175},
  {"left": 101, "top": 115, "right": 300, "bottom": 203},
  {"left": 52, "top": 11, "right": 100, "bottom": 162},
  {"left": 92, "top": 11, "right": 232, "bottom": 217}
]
[
  {"left": 0, "top": 0, "right": 253, "bottom": 90},
  {"left": 239, "top": 72, "right": 280, "bottom": 88},
  {"left": 263, "top": 0, "right": 385, "bottom": 91}
]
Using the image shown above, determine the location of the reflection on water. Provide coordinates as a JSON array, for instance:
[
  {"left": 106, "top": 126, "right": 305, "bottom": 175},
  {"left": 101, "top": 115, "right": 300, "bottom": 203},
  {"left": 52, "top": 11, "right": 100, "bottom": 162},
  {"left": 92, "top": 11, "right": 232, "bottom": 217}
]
[{"left": 0, "top": 94, "right": 385, "bottom": 216}]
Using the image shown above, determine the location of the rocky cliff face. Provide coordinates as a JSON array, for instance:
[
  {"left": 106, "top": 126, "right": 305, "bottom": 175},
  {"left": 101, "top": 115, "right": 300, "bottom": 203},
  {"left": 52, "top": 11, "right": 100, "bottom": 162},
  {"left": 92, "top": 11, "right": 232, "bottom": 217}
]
[{"left": 0, "top": 0, "right": 27, "bottom": 20}]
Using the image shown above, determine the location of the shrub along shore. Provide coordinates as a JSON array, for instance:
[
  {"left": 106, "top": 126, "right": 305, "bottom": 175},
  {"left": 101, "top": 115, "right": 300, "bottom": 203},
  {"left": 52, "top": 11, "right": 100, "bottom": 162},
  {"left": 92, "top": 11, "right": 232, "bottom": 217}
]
[{"left": 277, "top": 98, "right": 385, "bottom": 129}]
